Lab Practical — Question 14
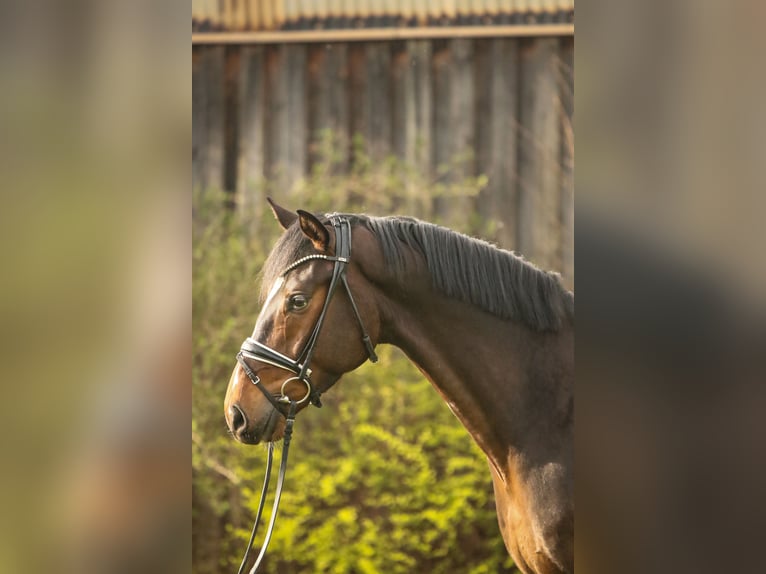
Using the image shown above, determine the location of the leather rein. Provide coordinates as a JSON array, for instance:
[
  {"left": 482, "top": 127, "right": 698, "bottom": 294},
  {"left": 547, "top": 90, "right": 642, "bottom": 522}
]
[{"left": 235, "top": 216, "right": 378, "bottom": 574}]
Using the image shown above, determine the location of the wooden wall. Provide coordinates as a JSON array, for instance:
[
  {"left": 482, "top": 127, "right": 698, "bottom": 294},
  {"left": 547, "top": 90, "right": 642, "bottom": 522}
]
[{"left": 192, "top": 36, "right": 573, "bottom": 281}]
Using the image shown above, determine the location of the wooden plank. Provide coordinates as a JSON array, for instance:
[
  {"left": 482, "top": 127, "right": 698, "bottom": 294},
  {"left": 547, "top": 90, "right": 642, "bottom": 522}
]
[
  {"left": 494, "top": 38, "right": 520, "bottom": 252},
  {"left": 474, "top": 38, "right": 492, "bottom": 225},
  {"left": 431, "top": 39, "right": 452, "bottom": 220},
  {"left": 306, "top": 43, "right": 348, "bottom": 171},
  {"left": 517, "top": 37, "right": 561, "bottom": 270},
  {"left": 409, "top": 40, "right": 432, "bottom": 185},
  {"left": 307, "top": 44, "right": 329, "bottom": 170},
  {"left": 223, "top": 47, "right": 240, "bottom": 194},
  {"left": 347, "top": 43, "right": 367, "bottom": 161},
  {"left": 264, "top": 44, "right": 288, "bottom": 186},
  {"left": 451, "top": 37, "right": 474, "bottom": 158},
  {"left": 285, "top": 44, "right": 307, "bottom": 190},
  {"left": 192, "top": 24, "right": 575, "bottom": 44},
  {"left": 202, "top": 46, "right": 226, "bottom": 192},
  {"left": 558, "top": 36, "right": 574, "bottom": 288},
  {"left": 431, "top": 38, "right": 475, "bottom": 226},
  {"left": 263, "top": 43, "right": 307, "bottom": 192},
  {"left": 325, "top": 43, "right": 349, "bottom": 162},
  {"left": 236, "top": 45, "right": 266, "bottom": 216},
  {"left": 390, "top": 40, "right": 417, "bottom": 213},
  {"left": 192, "top": 47, "right": 207, "bottom": 192},
  {"left": 474, "top": 37, "right": 519, "bottom": 250},
  {"left": 391, "top": 41, "right": 416, "bottom": 166},
  {"left": 364, "top": 42, "right": 392, "bottom": 159},
  {"left": 449, "top": 38, "right": 474, "bottom": 228}
]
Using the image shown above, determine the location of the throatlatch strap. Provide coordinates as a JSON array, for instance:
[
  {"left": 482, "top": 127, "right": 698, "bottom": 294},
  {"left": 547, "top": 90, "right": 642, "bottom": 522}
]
[{"left": 341, "top": 274, "right": 379, "bottom": 363}]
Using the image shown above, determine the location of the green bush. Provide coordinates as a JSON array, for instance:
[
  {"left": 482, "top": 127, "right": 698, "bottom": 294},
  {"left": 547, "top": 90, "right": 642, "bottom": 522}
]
[{"left": 192, "top": 141, "right": 517, "bottom": 573}]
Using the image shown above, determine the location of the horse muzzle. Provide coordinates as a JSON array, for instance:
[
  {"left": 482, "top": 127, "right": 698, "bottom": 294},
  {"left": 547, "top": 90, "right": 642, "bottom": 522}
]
[{"left": 227, "top": 401, "right": 282, "bottom": 445}]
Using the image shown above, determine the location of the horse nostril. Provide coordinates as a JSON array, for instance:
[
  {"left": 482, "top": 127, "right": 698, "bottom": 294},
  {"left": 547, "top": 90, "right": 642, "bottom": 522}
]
[{"left": 229, "top": 404, "right": 247, "bottom": 434}]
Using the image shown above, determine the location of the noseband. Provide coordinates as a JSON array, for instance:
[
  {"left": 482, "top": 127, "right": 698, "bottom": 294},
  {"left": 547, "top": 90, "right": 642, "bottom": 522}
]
[{"left": 234, "top": 216, "right": 378, "bottom": 574}]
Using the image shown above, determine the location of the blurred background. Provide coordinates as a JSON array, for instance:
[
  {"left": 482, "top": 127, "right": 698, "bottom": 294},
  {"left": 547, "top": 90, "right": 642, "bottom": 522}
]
[
  {"left": 192, "top": 2, "right": 573, "bottom": 573},
  {"left": 0, "top": 1, "right": 189, "bottom": 573},
  {"left": 575, "top": 2, "right": 766, "bottom": 573}
]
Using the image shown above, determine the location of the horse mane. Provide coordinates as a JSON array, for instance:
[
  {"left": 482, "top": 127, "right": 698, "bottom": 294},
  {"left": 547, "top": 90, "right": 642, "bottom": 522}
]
[{"left": 261, "top": 213, "right": 574, "bottom": 332}]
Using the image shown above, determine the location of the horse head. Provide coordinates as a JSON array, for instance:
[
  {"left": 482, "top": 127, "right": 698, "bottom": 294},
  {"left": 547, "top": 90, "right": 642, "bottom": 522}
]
[{"left": 224, "top": 199, "right": 381, "bottom": 444}]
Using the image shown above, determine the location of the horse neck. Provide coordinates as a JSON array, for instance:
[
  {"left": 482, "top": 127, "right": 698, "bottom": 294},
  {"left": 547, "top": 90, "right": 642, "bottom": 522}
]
[{"left": 375, "top": 281, "right": 573, "bottom": 481}]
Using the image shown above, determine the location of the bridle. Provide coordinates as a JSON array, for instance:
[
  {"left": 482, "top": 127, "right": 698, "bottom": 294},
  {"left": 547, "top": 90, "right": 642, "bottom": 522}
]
[{"left": 234, "top": 216, "right": 378, "bottom": 574}]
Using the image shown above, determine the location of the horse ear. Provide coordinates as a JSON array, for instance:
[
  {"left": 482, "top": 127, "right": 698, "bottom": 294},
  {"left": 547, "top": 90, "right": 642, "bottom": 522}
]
[
  {"left": 297, "top": 210, "right": 330, "bottom": 251},
  {"left": 267, "top": 197, "right": 298, "bottom": 230}
]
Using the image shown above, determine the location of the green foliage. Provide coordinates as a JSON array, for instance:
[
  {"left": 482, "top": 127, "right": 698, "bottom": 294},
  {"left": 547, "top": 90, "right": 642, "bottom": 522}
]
[{"left": 193, "top": 139, "right": 517, "bottom": 573}]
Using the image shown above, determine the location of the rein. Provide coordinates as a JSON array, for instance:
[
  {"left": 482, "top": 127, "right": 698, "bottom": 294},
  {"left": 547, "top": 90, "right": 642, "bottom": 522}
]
[{"left": 234, "top": 217, "right": 378, "bottom": 573}]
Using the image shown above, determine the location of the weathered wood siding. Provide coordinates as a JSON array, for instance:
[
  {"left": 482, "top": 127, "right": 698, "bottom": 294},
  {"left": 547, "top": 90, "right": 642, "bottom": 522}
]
[{"left": 192, "top": 36, "right": 574, "bottom": 281}]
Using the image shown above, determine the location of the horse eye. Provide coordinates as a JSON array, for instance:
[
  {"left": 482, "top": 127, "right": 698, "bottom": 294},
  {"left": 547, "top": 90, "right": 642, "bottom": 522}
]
[{"left": 289, "top": 294, "right": 308, "bottom": 310}]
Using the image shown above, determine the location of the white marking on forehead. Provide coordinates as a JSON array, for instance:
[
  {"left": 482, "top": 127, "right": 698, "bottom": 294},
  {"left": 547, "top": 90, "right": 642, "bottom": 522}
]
[
  {"left": 264, "top": 276, "right": 284, "bottom": 305},
  {"left": 252, "top": 276, "right": 284, "bottom": 337}
]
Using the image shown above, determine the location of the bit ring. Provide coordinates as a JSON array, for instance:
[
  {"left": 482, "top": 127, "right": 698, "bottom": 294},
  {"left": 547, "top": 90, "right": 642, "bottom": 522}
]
[{"left": 279, "top": 376, "right": 312, "bottom": 405}]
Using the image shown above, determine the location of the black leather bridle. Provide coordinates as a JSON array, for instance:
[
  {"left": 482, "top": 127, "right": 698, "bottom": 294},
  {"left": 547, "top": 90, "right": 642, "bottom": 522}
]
[{"left": 234, "top": 216, "right": 378, "bottom": 574}]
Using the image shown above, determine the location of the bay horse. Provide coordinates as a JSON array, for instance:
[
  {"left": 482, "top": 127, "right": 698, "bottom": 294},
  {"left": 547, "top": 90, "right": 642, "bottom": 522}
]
[{"left": 225, "top": 199, "right": 574, "bottom": 574}]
